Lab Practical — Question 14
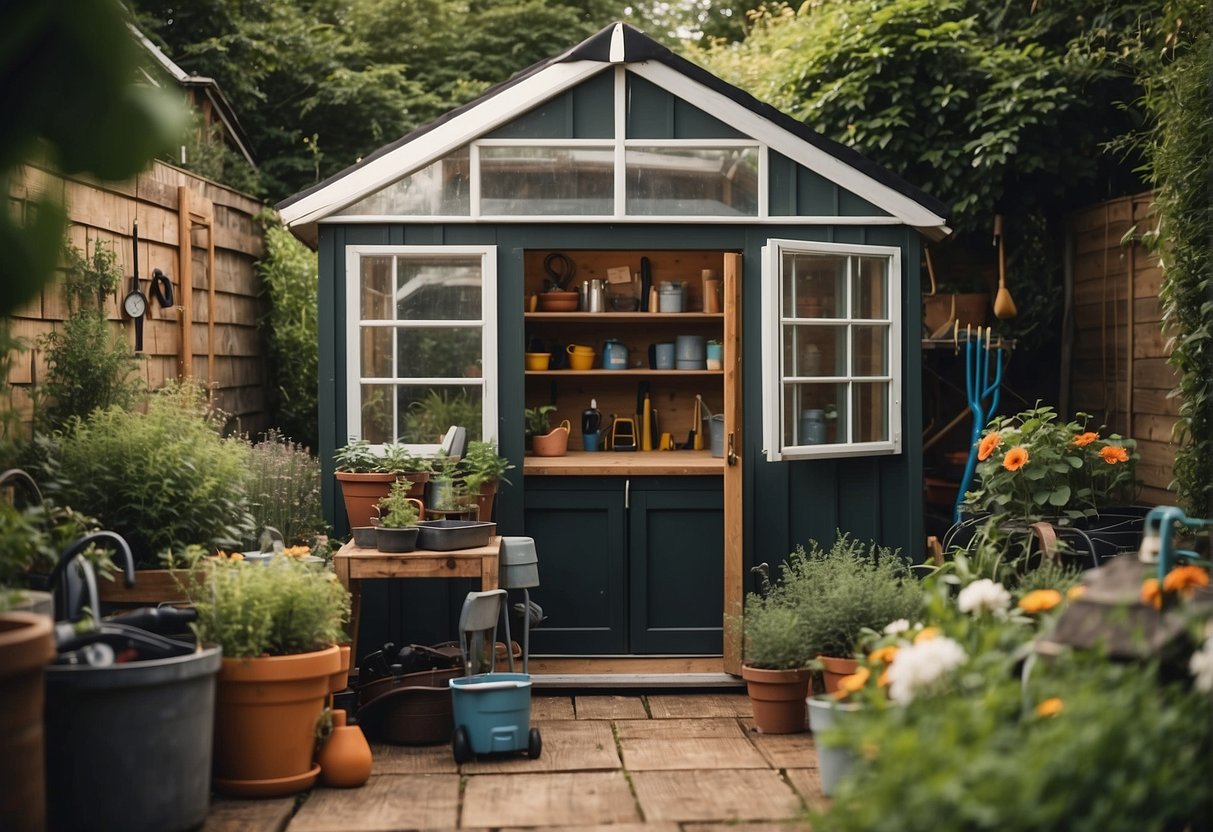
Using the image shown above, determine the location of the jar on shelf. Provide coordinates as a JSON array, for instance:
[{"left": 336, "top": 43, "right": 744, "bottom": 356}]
[{"left": 799, "top": 409, "right": 826, "bottom": 445}]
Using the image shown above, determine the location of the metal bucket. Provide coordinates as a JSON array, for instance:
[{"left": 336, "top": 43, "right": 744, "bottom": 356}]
[{"left": 709, "top": 414, "right": 725, "bottom": 458}]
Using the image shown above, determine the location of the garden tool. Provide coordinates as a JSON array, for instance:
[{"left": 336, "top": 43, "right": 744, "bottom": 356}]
[
  {"left": 992, "top": 214, "right": 1018, "bottom": 319},
  {"left": 953, "top": 326, "right": 1004, "bottom": 523}
]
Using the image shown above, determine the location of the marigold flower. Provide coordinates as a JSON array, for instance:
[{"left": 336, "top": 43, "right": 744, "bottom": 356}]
[
  {"left": 1018, "top": 589, "right": 1063, "bottom": 613},
  {"left": 913, "top": 626, "right": 941, "bottom": 644},
  {"left": 868, "top": 645, "right": 899, "bottom": 665},
  {"left": 1035, "top": 697, "right": 1064, "bottom": 717},
  {"left": 1072, "top": 432, "right": 1099, "bottom": 447},
  {"left": 977, "top": 432, "right": 1002, "bottom": 461},
  {"left": 1162, "top": 564, "right": 1210, "bottom": 598},
  {"left": 1002, "top": 447, "right": 1029, "bottom": 471},
  {"left": 1066, "top": 585, "right": 1086, "bottom": 601},
  {"left": 1141, "top": 578, "right": 1162, "bottom": 610},
  {"left": 832, "top": 667, "right": 871, "bottom": 700},
  {"left": 1099, "top": 445, "right": 1130, "bottom": 464}
]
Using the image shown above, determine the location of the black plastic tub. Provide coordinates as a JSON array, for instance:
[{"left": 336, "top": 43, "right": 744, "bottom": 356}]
[{"left": 416, "top": 520, "right": 496, "bottom": 551}]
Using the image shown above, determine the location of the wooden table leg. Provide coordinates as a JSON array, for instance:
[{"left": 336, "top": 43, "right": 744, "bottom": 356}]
[
  {"left": 481, "top": 554, "right": 498, "bottom": 591},
  {"left": 334, "top": 555, "right": 361, "bottom": 651}
]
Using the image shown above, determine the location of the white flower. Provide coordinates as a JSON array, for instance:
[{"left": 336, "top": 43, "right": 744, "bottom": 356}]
[
  {"left": 886, "top": 636, "right": 968, "bottom": 705},
  {"left": 957, "top": 579, "right": 1012, "bottom": 618},
  {"left": 1190, "top": 622, "right": 1213, "bottom": 694},
  {"left": 883, "top": 618, "right": 912, "bottom": 635}
]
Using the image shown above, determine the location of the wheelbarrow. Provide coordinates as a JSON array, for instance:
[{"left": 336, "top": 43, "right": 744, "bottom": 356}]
[{"left": 449, "top": 589, "right": 541, "bottom": 762}]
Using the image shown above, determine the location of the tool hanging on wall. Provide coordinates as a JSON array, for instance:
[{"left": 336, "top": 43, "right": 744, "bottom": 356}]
[
  {"left": 992, "top": 214, "right": 1018, "bottom": 320},
  {"left": 953, "top": 326, "right": 1004, "bottom": 523},
  {"left": 122, "top": 221, "right": 149, "bottom": 352}
]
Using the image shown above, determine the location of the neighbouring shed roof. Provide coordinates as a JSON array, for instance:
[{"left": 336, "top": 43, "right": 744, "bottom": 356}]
[{"left": 277, "top": 22, "right": 950, "bottom": 244}]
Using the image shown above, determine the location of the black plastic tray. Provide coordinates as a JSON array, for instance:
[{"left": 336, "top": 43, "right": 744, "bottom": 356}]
[{"left": 415, "top": 520, "right": 496, "bottom": 551}]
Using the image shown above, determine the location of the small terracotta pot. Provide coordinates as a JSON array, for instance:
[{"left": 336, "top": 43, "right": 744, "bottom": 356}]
[
  {"left": 0, "top": 612, "right": 54, "bottom": 832},
  {"left": 741, "top": 664, "right": 811, "bottom": 734},
  {"left": 817, "top": 655, "right": 859, "bottom": 695},
  {"left": 531, "top": 422, "right": 570, "bottom": 457},
  {"left": 330, "top": 644, "right": 352, "bottom": 694},
  {"left": 318, "top": 709, "right": 373, "bottom": 788}
]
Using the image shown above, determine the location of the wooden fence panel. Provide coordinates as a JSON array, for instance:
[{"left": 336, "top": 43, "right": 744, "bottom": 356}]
[
  {"left": 5, "top": 160, "right": 269, "bottom": 436},
  {"left": 1066, "top": 192, "right": 1179, "bottom": 503}
]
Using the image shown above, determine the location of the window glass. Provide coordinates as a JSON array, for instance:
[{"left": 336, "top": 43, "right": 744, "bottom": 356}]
[
  {"left": 340, "top": 149, "right": 470, "bottom": 216},
  {"left": 852, "top": 382, "right": 890, "bottom": 443},
  {"left": 359, "top": 327, "right": 392, "bottom": 378},
  {"left": 479, "top": 146, "right": 613, "bottom": 215},
  {"left": 397, "top": 386, "right": 483, "bottom": 444},
  {"left": 360, "top": 257, "right": 393, "bottom": 320},
  {"left": 395, "top": 257, "right": 482, "bottom": 321},
  {"left": 852, "top": 325, "right": 889, "bottom": 376},
  {"left": 852, "top": 256, "right": 888, "bottom": 318},
  {"left": 396, "top": 327, "right": 482, "bottom": 379},
  {"left": 782, "top": 324, "right": 846, "bottom": 378},
  {"left": 625, "top": 146, "right": 758, "bottom": 216},
  {"left": 782, "top": 252, "right": 845, "bottom": 319},
  {"left": 782, "top": 382, "right": 847, "bottom": 447}
]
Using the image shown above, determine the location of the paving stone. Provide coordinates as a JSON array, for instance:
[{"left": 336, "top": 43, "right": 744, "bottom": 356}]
[
  {"left": 575, "top": 694, "right": 649, "bottom": 720},
  {"left": 461, "top": 771, "right": 640, "bottom": 828},
  {"left": 647, "top": 693, "right": 751, "bottom": 719},
  {"left": 614, "top": 717, "right": 745, "bottom": 740},
  {"left": 620, "top": 736, "right": 769, "bottom": 771},
  {"left": 460, "top": 720, "right": 620, "bottom": 773},
  {"left": 631, "top": 769, "right": 801, "bottom": 822},
  {"left": 288, "top": 773, "right": 459, "bottom": 831}
]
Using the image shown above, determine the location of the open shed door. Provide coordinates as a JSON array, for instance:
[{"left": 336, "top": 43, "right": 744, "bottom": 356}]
[{"left": 722, "top": 252, "right": 744, "bottom": 675}]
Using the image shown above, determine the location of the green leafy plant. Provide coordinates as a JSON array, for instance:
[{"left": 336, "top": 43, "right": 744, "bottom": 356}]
[
  {"left": 428, "top": 451, "right": 473, "bottom": 512},
  {"left": 741, "top": 591, "right": 812, "bottom": 670},
  {"left": 777, "top": 534, "right": 924, "bottom": 659},
  {"left": 524, "top": 405, "right": 557, "bottom": 438},
  {"left": 375, "top": 480, "right": 420, "bottom": 529},
  {"left": 245, "top": 430, "right": 324, "bottom": 547},
  {"left": 459, "top": 439, "right": 513, "bottom": 494},
  {"left": 400, "top": 389, "right": 482, "bottom": 444},
  {"left": 37, "top": 240, "right": 141, "bottom": 431},
  {"left": 34, "top": 382, "right": 255, "bottom": 568},
  {"left": 185, "top": 551, "right": 350, "bottom": 658},
  {"left": 964, "top": 405, "right": 1138, "bottom": 524},
  {"left": 334, "top": 438, "right": 432, "bottom": 474}
]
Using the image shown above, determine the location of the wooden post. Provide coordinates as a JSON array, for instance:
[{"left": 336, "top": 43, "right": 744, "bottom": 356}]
[
  {"left": 722, "top": 252, "right": 744, "bottom": 676},
  {"left": 177, "top": 186, "right": 194, "bottom": 379}
]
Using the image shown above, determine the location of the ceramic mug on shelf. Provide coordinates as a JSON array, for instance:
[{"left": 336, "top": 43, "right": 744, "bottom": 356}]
[{"left": 654, "top": 342, "right": 675, "bottom": 370}]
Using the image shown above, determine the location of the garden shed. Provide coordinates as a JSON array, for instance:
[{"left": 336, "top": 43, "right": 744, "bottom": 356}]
[{"left": 278, "top": 22, "right": 949, "bottom": 675}]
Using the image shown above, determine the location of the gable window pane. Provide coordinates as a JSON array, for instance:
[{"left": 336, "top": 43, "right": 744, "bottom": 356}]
[
  {"left": 480, "top": 146, "right": 613, "bottom": 215},
  {"left": 340, "top": 150, "right": 470, "bottom": 216},
  {"left": 626, "top": 146, "right": 758, "bottom": 216}
]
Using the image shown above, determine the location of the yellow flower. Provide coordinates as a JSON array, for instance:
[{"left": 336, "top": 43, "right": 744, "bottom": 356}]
[
  {"left": 832, "top": 667, "right": 870, "bottom": 700},
  {"left": 1162, "top": 565, "right": 1210, "bottom": 598},
  {"left": 1002, "top": 447, "right": 1029, "bottom": 471},
  {"left": 1099, "top": 445, "right": 1130, "bottom": 465},
  {"left": 1066, "top": 585, "right": 1086, "bottom": 601},
  {"left": 978, "top": 432, "right": 1002, "bottom": 461},
  {"left": 1140, "top": 578, "right": 1162, "bottom": 610},
  {"left": 1073, "top": 432, "right": 1099, "bottom": 447},
  {"left": 913, "top": 626, "right": 941, "bottom": 644},
  {"left": 1035, "top": 697, "right": 1064, "bottom": 717},
  {"left": 868, "top": 645, "right": 899, "bottom": 665},
  {"left": 1019, "top": 589, "right": 1063, "bottom": 613},
  {"left": 282, "top": 545, "right": 312, "bottom": 558}
]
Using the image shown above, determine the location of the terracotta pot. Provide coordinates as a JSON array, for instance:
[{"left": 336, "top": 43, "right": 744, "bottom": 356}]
[
  {"left": 741, "top": 664, "right": 811, "bottom": 734},
  {"left": 336, "top": 471, "right": 429, "bottom": 528},
  {"left": 531, "top": 422, "right": 570, "bottom": 457},
  {"left": 213, "top": 644, "right": 341, "bottom": 797},
  {"left": 318, "top": 709, "right": 373, "bottom": 788},
  {"left": 330, "top": 644, "right": 352, "bottom": 694},
  {"left": 0, "top": 612, "right": 54, "bottom": 832},
  {"left": 474, "top": 480, "right": 498, "bottom": 522},
  {"left": 817, "top": 655, "right": 859, "bottom": 695}
]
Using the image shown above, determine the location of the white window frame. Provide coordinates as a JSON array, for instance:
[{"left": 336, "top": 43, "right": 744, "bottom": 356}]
[
  {"left": 344, "top": 245, "right": 499, "bottom": 453},
  {"left": 760, "top": 238, "right": 902, "bottom": 461}
]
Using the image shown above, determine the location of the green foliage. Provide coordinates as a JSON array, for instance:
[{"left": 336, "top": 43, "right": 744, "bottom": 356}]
[
  {"left": 459, "top": 440, "right": 514, "bottom": 493},
  {"left": 37, "top": 242, "right": 142, "bottom": 431},
  {"left": 245, "top": 430, "right": 324, "bottom": 546},
  {"left": 334, "top": 439, "right": 430, "bottom": 473},
  {"left": 1, "top": 2, "right": 186, "bottom": 317},
  {"left": 172, "top": 110, "right": 262, "bottom": 195},
  {"left": 1143, "top": 3, "right": 1213, "bottom": 515},
  {"left": 401, "top": 389, "right": 482, "bottom": 444},
  {"left": 376, "top": 480, "right": 420, "bottom": 529},
  {"left": 776, "top": 534, "right": 924, "bottom": 658},
  {"left": 256, "top": 215, "right": 319, "bottom": 450},
  {"left": 524, "top": 405, "right": 557, "bottom": 437},
  {"left": 186, "top": 552, "right": 350, "bottom": 658},
  {"left": 34, "top": 383, "right": 255, "bottom": 567},
  {"left": 741, "top": 591, "right": 811, "bottom": 669}
]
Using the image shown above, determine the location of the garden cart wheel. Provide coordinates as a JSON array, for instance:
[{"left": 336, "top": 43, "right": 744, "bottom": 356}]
[
  {"left": 452, "top": 725, "right": 472, "bottom": 763},
  {"left": 528, "top": 727, "right": 542, "bottom": 759}
]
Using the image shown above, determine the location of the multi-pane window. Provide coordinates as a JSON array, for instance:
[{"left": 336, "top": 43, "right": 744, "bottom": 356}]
[
  {"left": 346, "top": 247, "right": 497, "bottom": 450},
  {"left": 762, "top": 239, "right": 901, "bottom": 460}
]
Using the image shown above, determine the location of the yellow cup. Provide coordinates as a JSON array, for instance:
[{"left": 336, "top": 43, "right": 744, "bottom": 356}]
[{"left": 567, "top": 348, "right": 596, "bottom": 370}]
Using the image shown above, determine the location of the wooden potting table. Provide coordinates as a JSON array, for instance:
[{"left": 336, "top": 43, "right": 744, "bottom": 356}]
[{"left": 332, "top": 536, "right": 502, "bottom": 650}]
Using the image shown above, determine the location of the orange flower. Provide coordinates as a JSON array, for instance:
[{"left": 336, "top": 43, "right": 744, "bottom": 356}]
[
  {"left": 1141, "top": 578, "right": 1162, "bottom": 610},
  {"left": 1066, "top": 585, "right": 1086, "bottom": 601},
  {"left": 1035, "top": 697, "right": 1064, "bottom": 717},
  {"left": 978, "top": 432, "right": 1002, "bottom": 461},
  {"left": 1162, "top": 565, "right": 1210, "bottom": 598},
  {"left": 1099, "top": 445, "right": 1130, "bottom": 465},
  {"left": 832, "top": 667, "right": 871, "bottom": 700},
  {"left": 1073, "top": 432, "right": 1099, "bottom": 447},
  {"left": 868, "top": 645, "right": 899, "bottom": 665},
  {"left": 913, "top": 626, "right": 941, "bottom": 644},
  {"left": 877, "top": 666, "right": 892, "bottom": 687},
  {"left": 1002, "top": 447, "right": 1029, "bottom": 471},
  {"left": 1019, "top": 589, "right": 1063, "bottom": 613}
]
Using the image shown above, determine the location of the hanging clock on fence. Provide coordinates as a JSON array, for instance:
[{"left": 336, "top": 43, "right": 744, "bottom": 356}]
[{"left": 125, "top": 221, "right": 148, "bottom": 352}]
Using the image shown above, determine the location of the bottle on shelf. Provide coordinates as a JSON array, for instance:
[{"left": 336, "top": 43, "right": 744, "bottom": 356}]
[{"left": 582, "top": 399, "right": 602, "bottom": 452}]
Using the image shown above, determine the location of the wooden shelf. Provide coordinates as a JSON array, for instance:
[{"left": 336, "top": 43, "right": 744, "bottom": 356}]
[
  {"left": 526, "top": 369, "right": 722, "bottom": 378},
  {"left": 524, "top": 449, "right": 723, "bottom": 476},
  {"left": 525, "top": 312, "right": 722, "bottom": 323}
]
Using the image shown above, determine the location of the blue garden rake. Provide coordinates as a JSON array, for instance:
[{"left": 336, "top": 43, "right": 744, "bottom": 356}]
[{"left": 954, "top": 326, "right": 1005, "bottom": 523}]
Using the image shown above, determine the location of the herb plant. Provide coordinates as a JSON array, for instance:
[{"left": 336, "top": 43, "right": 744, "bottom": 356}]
[
  {"left": 741, "top": 592, "right": 812, "bottom": 670},
  {"left": 376, "top": 480, "right": 420, "bottom": 529},
  {"left": 245, "top": 430, "right": 324, "bottom": 546}
]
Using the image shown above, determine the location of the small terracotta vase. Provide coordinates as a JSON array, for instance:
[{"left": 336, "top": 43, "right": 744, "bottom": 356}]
[
  {"left": 318, "top": 709, "right": 373, "bottom": 788},
  {"left": 817, "top": 655, "right": 859, "bottom": 695},
  {"left": 741, "top": 664, "right": 811, "bottom": 734}
]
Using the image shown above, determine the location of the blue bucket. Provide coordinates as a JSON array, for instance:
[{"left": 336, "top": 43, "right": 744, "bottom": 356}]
[{"left": 449, "top": 673, "right": 533, "bottom": 754}]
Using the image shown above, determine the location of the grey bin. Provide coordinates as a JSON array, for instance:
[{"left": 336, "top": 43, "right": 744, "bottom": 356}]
[{"left": 499, "top": 536, "right": 540, "bottom": 589}]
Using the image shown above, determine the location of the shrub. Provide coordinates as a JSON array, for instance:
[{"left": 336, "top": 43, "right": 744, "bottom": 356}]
[
  {"left": 741, "top": 591, "right": 812, "bottom": 670},
  {"left": 245, "top": 430, "right": 324, "bottom": 546},
  {"left": 35, "top": 382, "right": 254, "bottom": 567}
]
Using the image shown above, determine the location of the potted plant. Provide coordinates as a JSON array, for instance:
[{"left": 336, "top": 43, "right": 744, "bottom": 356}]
[
  {"left": 459, "top": 439, "right": 514, "bottom": 522},
  {"left": 524, "top": 405, "right": 557, "bottom": 451},
  {"left": 334, "top": 438, "right": 432, "bottom": 529},
  {"left": 740, "top": 589, "right": 814, "bottom": 734},
  {"left": 781, "top": 534, "right": 924, "bottom": 693},
  {"left": 184, "top": 551, "right": 351, "bottom": 797},
  {"left": 375, "top": 481, "right": 422, "bottom": 553}
]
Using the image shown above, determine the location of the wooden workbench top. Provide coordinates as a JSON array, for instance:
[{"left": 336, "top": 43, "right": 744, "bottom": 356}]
[{"left": 523, "top": 449, "right": 723, "bottom": 476}]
